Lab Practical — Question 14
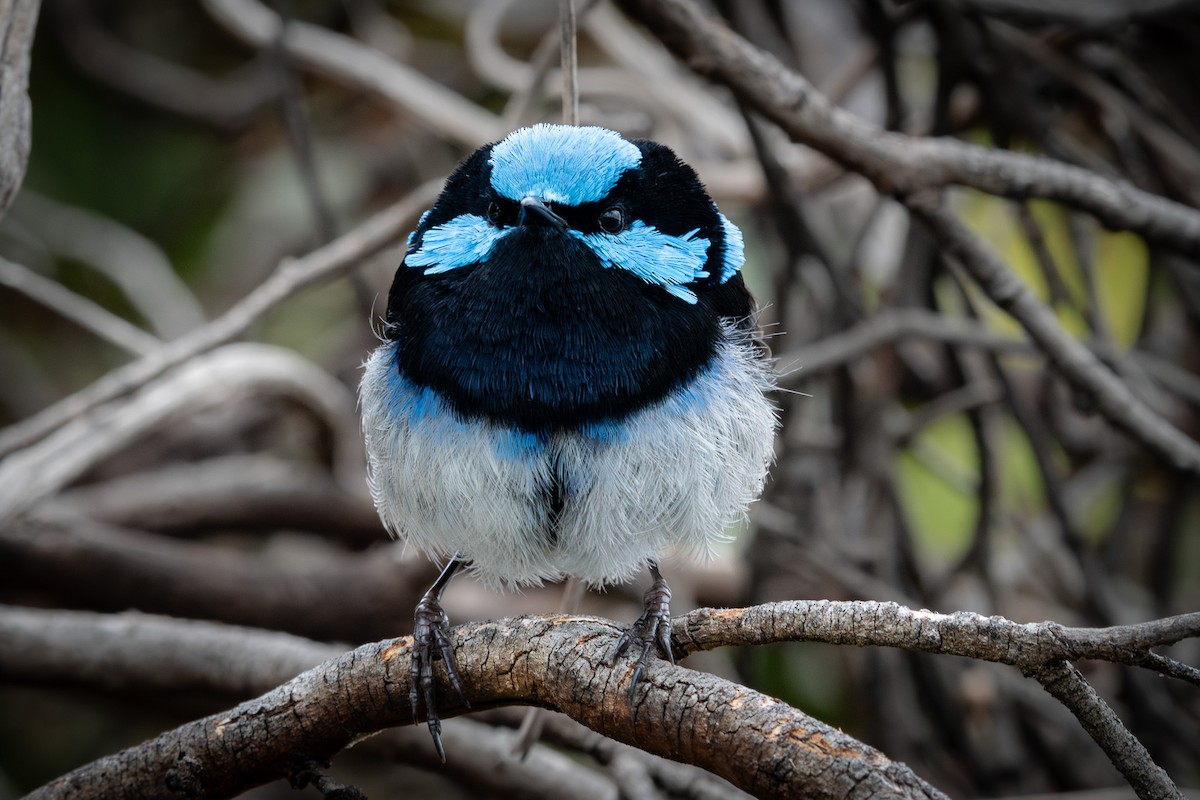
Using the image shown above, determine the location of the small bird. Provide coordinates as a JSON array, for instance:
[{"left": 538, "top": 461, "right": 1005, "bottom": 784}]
[{"left": 360, "top": 123, "right": 776, "bottom": 758}]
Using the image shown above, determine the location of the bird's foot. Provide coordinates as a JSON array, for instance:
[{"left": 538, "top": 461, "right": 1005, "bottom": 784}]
[
  {"left": 611, "top": 564, "right": 674, "bottom": 703},
  {"left": 411, "top": 592, "right": 467, "bottom": 762}
]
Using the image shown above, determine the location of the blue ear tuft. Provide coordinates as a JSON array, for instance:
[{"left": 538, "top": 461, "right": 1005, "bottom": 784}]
[
  {"left": 406, "top": 210, "right": 432, "bottom": 251},
  {"left": 572, "top": 221, "right": 710, "bottom": 304},
  {"left": 717, "top": 213, "right": 745, "bottom": 283},
  {"left": 489, "top": 124, "right": 641, "bottom": 206},
  {"left": 406, "top": 215, "right": 511, "bottom": 274}
]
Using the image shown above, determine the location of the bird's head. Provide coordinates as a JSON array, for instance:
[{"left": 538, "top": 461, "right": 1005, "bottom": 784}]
[
  {"left": 384, "top": 124, "right": 753, "bottom": 431},
  {"left": 397, "top": 124, "right": 744, "bottom": 305}
]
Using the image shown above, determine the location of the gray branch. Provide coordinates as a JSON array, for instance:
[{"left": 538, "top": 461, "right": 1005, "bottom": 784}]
[
  {"left": 614, "top": 0, "right": 1200, "bottom": 258},
  {"left": 12, "top": 601, "right": 1198, "bottom": 800},
  {"left": 0, "top": 0, "right": 40, "bottom": 218},
  {"left": 18, "top": 609, "right": 947, "bottom": 800}
]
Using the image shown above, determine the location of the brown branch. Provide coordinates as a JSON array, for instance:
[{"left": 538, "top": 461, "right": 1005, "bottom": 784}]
[
  {"left": 20, "top": 600, "right": 1199, "bottom": 799},
  {"left": 672, "top": 601, "right": 1200, "bottom": 677},
  {"left": 780, "top": 307, "right": 1032, "bottom": 381},
  {"left": 0, "top": 607, "right": 746, "bottom": 800},
  {"left": 0, "top": 343, "right": 363, "bottom": 522},
  {"left": 0, "top": 255, "right": 162, "bottom": 356},
  {"left": 1031, "top": 661, "right": 1185, "bottom": 800},
  {"left": 779, "top": 307, "right": 1200, "bottom": 422},
  {"left": 613, "top": 0, "right": 1200, "bottom": 258},
  {"left": 201, "top": 0, "right": 505, "bottom": 148},
  {"left": 675, "top": 602, "right": 1198, "bottom": 800},
  {"left": 10, "top": 192, "right": 206, "bottom": 337},
  {"left": 0, "top": 605, "right": 339, "bottom": 696},
  {"left": 23, "top": 614, "right": 947, "bottom": 800},
  {"left": 0, "top": 517, "right": 433, "bottom": 642}
]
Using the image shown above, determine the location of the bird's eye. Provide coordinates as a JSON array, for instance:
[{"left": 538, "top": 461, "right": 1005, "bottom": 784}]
[
  {"left": 487, "top": 201, "right": 503, "bottom": 225},
  {"left": 598, "top": 207, "right": 625, "bottom": 233}
]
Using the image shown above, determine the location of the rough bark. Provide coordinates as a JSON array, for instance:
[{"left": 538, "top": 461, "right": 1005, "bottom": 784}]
[{"left": 26, "top": 615, "right": 947, "bottom": 800}]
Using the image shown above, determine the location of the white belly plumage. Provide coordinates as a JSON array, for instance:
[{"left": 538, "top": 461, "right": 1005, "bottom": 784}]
[{"left": 360, "top": 331, "right": 776, "bottom": 590}]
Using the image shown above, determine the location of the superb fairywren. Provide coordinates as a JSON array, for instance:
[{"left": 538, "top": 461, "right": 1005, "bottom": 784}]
[{"left": 360, "top": 124, "right": 776, "bottom": 757}]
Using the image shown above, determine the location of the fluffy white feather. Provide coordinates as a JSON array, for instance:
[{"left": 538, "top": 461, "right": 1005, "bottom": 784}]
[{"left": 360, "top": 327, "right": 776, "bottom": 590}]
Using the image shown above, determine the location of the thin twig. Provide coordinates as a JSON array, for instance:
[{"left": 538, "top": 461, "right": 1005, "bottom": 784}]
[
  {"left": 1030, "top": 661, "right": 1184, "bottom": 800},
  {"left": 271, "top": 0, "right": 338, "bottom": 244},
  {"left": 674, "top": 601, "right": 1200, "bottom": 674},
  {"left": 0, "top": 343, "right": 360, "bottom": 521},
  {"left": 0, "top": 516, "right": 433, "bottom": 643},
  {"left": 560, "top": 0, "right": 579, "bottom": 126},
  {"left": 10, "top": 192, "right": 206, "bottom": 337},
  {"left": 0, "top": 256, "right": 162, "bottom": 356},
  {"left": 201, "top": 0, "right": 505, "bottom": 147}
]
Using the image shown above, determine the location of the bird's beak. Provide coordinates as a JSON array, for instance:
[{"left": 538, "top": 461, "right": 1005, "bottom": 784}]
[{"left": 519, "top": 196, "right": 568, "bottom": 230}]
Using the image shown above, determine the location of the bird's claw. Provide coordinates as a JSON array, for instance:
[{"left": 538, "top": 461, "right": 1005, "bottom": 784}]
[
  {"left": 411, "top": 593, "right": 467, "bottom": 761},
  {"left": 611, "top": 568, "right": 673, "bottom": 703}
]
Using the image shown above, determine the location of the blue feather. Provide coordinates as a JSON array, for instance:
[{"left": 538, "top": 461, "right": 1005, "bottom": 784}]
[
  {"left": 572, "top": 221, "right": 710, "bottom": 304},
  {"left": 406, "top": 210, "right": 431, "bottom": 250},
  {"left": 717, "top": 213, "right": 745, "bottom": 283},
  {"left": 406, "top": 214, "right": 511, "bottom": 274},
  {"left": 489, "top": 124, "right": 641, "bottom": 206},
  {"left": 385, "top": 348, "right": 551, "bottom": 460},
  {"left": 406, "top": 211, "right": 713, "bottom": 305}
]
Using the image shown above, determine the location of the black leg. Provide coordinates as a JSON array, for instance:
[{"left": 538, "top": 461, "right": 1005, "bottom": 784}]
[
  {"left": 611, "top": 560, "right": 674, "bottom": 702},
  {"left": 411, "top": 554, "right": 468, "bottom": 762}
]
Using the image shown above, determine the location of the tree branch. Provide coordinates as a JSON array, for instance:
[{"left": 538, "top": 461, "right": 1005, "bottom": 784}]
[
  {"left": 1, "top": 607, "right": 750, "bottom": 800},
  {"left": 20, "top": 600, "right": 1200, "bottom": 800},
  {"left": 1030, "top": 660, "right": 1184, "bottom": 800},
  {"left": 23, "top": 613, "right": 947, "bottom": 800},
  {"left": 0, "top": 255, "right": 163, "bottom": 356},
  {"left": 0, "top": 343, "right": 362, "bottom": 523},
  {"left": 906, "top": 194, "right": 1200, "bottom": 473},
  {"left": 675, "top": 602, "right": 1197, "bottom": 800},
  {"left": 0, "top": 605, "right": 338, "bottom": 696},
  {"left": 52, "top": 454, "right": 384, "bottom": 546},
  {"left": 201, "top": 0, "right": 505, "bottom": 148},
  {"left": 673, "top": 601, "right": 1200, "bottom": 678}
]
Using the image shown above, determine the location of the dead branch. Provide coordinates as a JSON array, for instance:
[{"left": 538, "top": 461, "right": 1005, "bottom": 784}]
[
  {"left": 21, "top": 612, "right": 948, "bottom": 800},
  {"left": 0, "top": 606, "right": 749, "bottom": 800},
  {"left": 18, "top": 599, "right": 1200, "bottom": 800}
]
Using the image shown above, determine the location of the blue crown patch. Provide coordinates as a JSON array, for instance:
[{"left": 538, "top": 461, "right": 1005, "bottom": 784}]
[{"left": 489, "top": 125, "right": 641, "bottom": 207}]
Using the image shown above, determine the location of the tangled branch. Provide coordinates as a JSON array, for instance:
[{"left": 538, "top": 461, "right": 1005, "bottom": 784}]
[{"left": 16, "top": 601, "right": 1198, "bottom": 800}]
